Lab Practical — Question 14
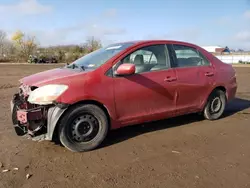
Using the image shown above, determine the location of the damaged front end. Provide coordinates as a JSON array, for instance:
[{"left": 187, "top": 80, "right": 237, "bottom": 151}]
[{"left": 10, "top": 84, "right": 67, "bottom": 141}]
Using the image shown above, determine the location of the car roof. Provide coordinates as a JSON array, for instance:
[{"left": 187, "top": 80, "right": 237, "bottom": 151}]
[{"left": 111, "top": 40, "right": 199, "bottom": 47}]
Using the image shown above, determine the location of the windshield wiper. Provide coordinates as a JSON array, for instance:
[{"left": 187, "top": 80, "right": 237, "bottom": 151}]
[
  {"left": 80, "top": 65, "right": 85, "bottom": 71},
  {"left": 65, "top": 63, "right": 85, "bottom": 71}
]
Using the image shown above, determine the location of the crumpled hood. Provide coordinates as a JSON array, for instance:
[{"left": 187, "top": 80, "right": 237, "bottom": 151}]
[{"left": 19, "top": 68, "right": 88, "bottom": 87}]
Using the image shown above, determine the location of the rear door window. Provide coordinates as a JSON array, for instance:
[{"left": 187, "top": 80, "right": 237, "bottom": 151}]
[{"left": 172, "top": 44, "right": 210, "bottom": 68}]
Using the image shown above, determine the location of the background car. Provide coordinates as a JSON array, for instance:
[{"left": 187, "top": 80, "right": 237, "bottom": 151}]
[{"left": 27, "top": 55, "right": 58, "bottom": 64}]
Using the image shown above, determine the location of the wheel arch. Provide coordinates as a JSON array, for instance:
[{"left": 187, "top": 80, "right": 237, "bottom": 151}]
[
  {"left": 214, "top": 85, "right": 226, "bottom": 92},
  {"left": 201, "top": 85, "right": 227, "bottom": 110},
  {"left": 50, "top": 99, "right": 111, "bottom": 141},
  {"left": 213, "top": 86, "right": 227, "bottom": 100}
]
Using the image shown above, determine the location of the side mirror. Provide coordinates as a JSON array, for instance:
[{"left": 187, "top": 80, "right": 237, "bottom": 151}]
[{"left": 115, "top": 63, "right": 135, "bottom": 76}]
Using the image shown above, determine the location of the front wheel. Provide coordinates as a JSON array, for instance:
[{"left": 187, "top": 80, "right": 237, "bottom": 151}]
[
  {"left": 58, "top": 104, "right": 109, "bottom": 152},
  {"left": 203, "top": 89, "right": 226, "bottom": 120}
]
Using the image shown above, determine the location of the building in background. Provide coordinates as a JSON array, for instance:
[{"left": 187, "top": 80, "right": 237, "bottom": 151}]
[{"left": 202, "top": 46, "right": 230, "bottom": 54}]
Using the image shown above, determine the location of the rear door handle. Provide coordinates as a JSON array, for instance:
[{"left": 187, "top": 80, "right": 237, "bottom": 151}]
[
  {"left": 164, "top": 77, "right": 177, "bottom": 82},
  {"left": 205, "top": 72, "right": 214, "bottom": 77}
]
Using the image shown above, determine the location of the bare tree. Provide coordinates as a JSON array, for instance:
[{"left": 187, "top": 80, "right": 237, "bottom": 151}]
[
  {"left": 0, "top": 30, "right": 7, "bottom": 57},
  {"left": 85, "top": 36, "right": 102, "bottom": 52},
  {"left": 0, "top": 30, "right": 105, "bottom": 63},
  {"left": 11, "top": 30, "right": 38, "bottom": 61}
]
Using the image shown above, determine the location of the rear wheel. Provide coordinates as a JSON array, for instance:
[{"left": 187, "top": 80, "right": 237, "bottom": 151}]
[
  {"left": 58, "top": 104, "right": 109, "bottom": 152},
  {"left": 203, "top": 89, "right": 226, "bottom": 120}
]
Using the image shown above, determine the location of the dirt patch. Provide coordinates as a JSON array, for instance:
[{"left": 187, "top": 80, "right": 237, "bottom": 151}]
[
  {"left": 0, "top": 64, "right": 250, "bottom": 188},
  {"left": 232, "top": 64, "right": 250, "bottom": 67}
]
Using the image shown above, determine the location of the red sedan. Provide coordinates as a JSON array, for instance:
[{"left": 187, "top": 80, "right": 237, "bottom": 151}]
[{"left": 10, "top": 40, "right": 237, "bottom": 152}]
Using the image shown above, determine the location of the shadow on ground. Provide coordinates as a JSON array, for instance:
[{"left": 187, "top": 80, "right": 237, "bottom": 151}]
[
  {"left": 102, "top": 97, "right": 250, "bottom": 148},
  {"left": 224, "top": 97, "right": 250, "bottom": 116}
]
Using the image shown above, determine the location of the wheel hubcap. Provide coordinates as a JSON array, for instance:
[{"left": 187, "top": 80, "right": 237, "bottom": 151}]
[
  {"left": 210, "top": 97, "right": 222, "bottom": 113},
  {"left": 71, "top": 114, "right": 99, "bottom": 142}
]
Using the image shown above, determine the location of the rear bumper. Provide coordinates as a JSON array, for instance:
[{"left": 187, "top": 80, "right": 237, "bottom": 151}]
[{"left": 226, "top": 83, "right": 237, "bottom": 102}]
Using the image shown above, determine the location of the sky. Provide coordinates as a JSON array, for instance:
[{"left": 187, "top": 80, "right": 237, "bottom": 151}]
[{"left": 0, "top": 0, "right": 250, "bottom": 49}]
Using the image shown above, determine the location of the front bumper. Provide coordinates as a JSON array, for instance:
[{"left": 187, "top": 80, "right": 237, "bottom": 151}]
[
  {"left": 10, "top": 100, "right": 27, "bottom": 136},
  {"left": 10, "top": 99, "right": 67, "bottom": 141}
]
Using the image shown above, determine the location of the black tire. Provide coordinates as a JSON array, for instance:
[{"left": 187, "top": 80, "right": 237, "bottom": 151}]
[
  {"left": 58, "top": 104, "right": 109, "bottom": 152},
  {"left": 203, "top": 89, "right": 226, "bottom": 120}
]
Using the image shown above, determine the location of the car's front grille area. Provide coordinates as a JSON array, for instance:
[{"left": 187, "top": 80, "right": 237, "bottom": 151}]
[{"left": 13, "top": 84, "right": 48, "bottom": 136}]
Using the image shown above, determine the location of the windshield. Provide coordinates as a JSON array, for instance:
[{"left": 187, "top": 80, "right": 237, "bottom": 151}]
[{"left": 65, "top": 42, "right": 136, "bottom": 70}]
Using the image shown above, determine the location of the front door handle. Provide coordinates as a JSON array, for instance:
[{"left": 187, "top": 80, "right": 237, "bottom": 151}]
[
  {"left": 205, "top": 72, "right": 214, "bottom": 77},
  {"left": 164, "top": 77, "right": 177, "bottom": 82}
]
